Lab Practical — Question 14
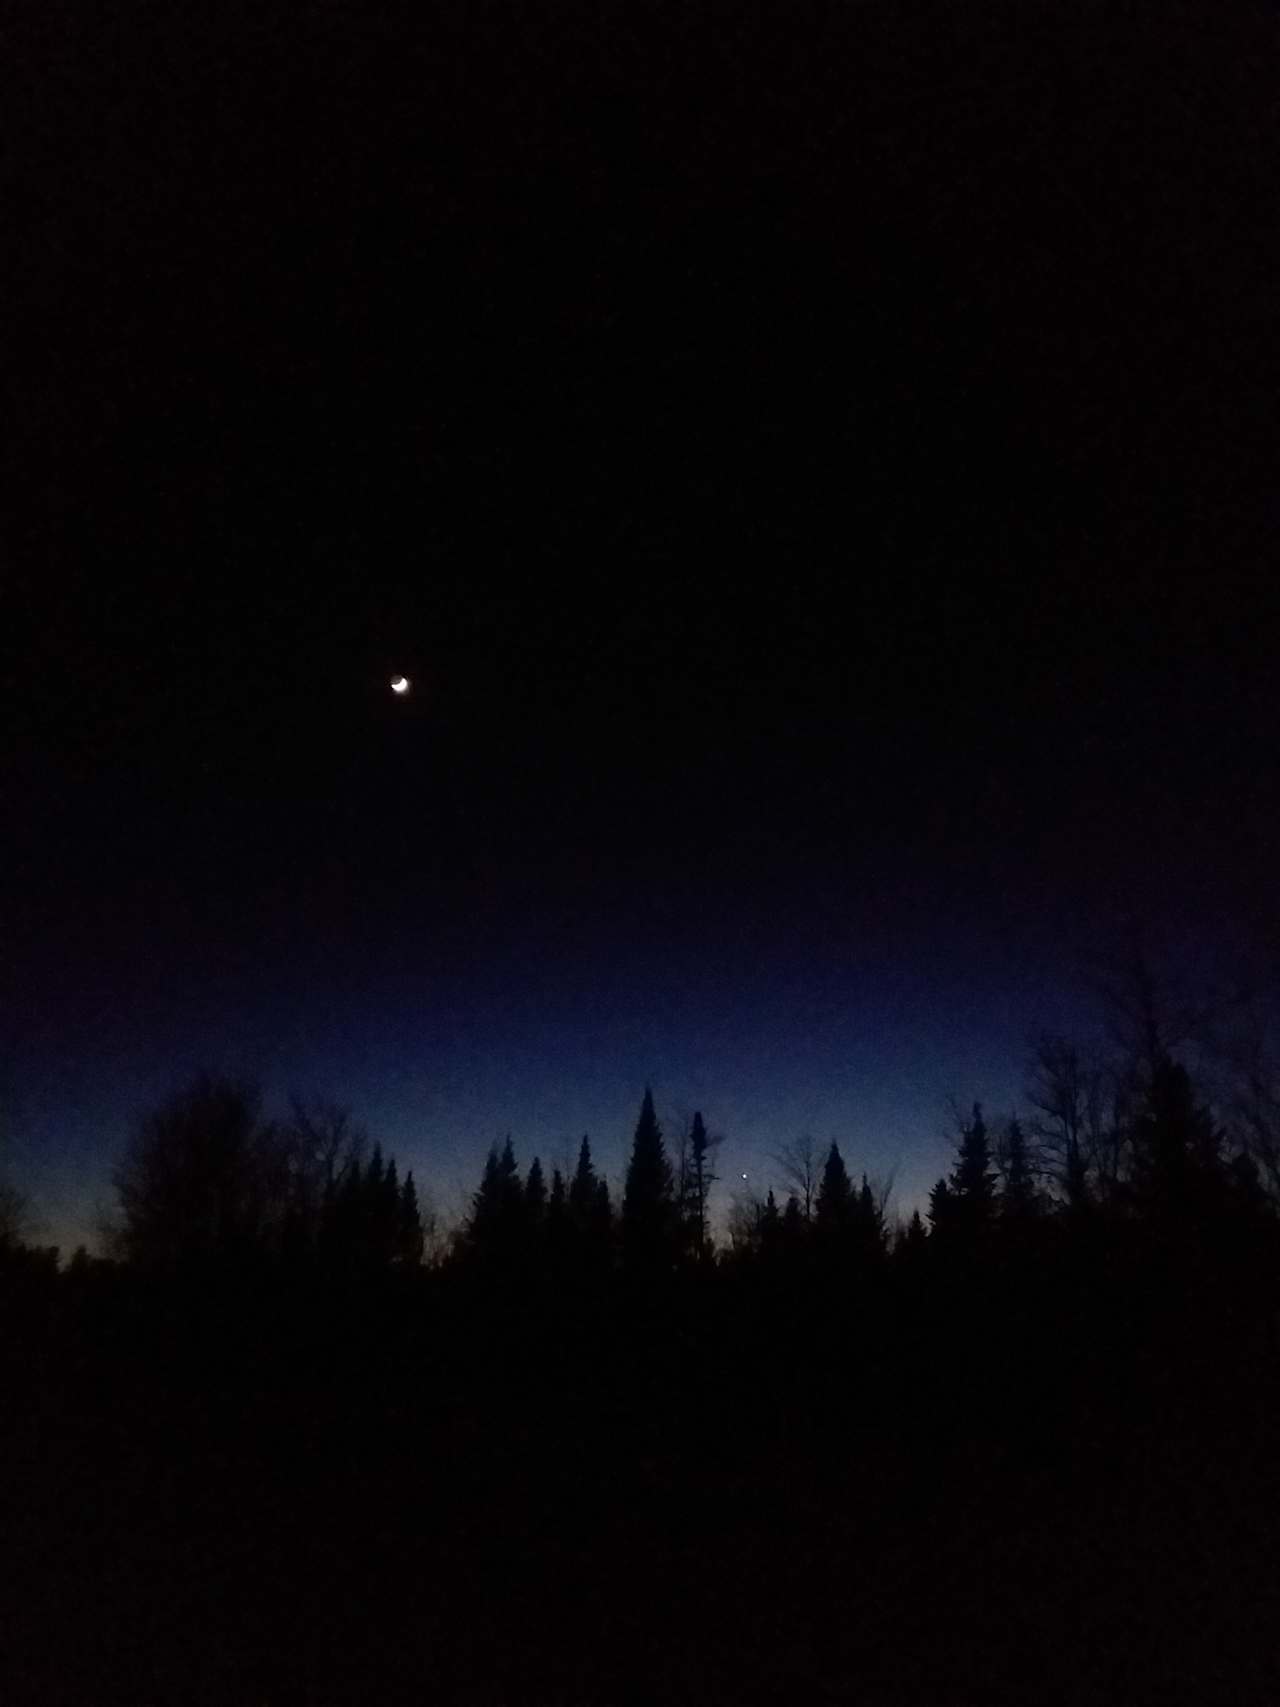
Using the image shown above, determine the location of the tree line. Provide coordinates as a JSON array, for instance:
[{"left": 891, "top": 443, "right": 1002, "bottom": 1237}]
[{"left": 5, "top": 942, "right": 1280, "bottom": 1290}]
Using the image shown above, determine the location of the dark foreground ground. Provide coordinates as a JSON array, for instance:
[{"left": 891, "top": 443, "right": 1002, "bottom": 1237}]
[{"left": 4, "top": 1254, "right": 1278, "bottom": 1706}]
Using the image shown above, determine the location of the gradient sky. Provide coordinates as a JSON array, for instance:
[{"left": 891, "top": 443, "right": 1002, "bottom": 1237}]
[{"left": 6, "top": 0, "right": 1278, "bottom": 1252}]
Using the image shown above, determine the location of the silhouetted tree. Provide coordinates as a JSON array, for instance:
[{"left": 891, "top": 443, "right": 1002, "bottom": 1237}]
[
  {"left": 525, "top": 1156, "right": 547, "bottom": 1222},
  {"left": 725, "top": 1188, "right": 765, "bottom": 1257},
  {"left": 113, "top": 1074, "right": 274, "bottom": 1267},
  {"left": 816, "top": 1142, "right": 853, "bottom": 1229},
  {"left": 943, "top": 1102, "right": 996, "bottom": 1240},
  {"left": 1126, "top": 1056, "right": 1225, "bottom": 1229},
  {"left": 772, "top": 1133, "right": 822, "bottom": 1223},
  {"left": 466, "top": 1145, "right": 505, "bottom": 1258},
  {"left": 679, "top": 1111, "right": 718, "bottom": 1262},
  {"left": 927, "top": 1176, "right": 954, "bottom": 1235},
  {"left": 997, "top": 1117, "right": 1038, "bottom": 1222},
  {"left": 780, "top": 1192, "right": 806, "bottom": 1254},
  {"left": 1025, "top": 1033, "right": 1107, "bottom": 1208},
  {"left": 568, "top": 1136, "right": 599, "bottom": 1224},
  {"left": 397, "top": 1171, "right": 425, "bottom": 1266},
  {"left": 593, "top": 1178, "right": 613, "bottom": 1246},
  {"left": 758, "top": 1188, "right": 782, "bottom": 1258},
  {"left": 899, "top": 1207, "right": 928, "bottom": 1256},
  {"left": 523, "top": 1156, "right": 547, "bottom": 1263},
  {"left": 622, "top": 1088, "right": 675, "bottom": 1271},
  {"left": 854, "top": 1172, "right": 887, "bottom": 1260}
]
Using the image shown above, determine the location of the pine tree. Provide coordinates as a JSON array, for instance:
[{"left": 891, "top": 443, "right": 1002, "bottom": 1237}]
[
  {"left": 377, "top": 1156, "right": 401, "bottom": 1264},
  {"left": 1130, "top": 1058, "right": 1224, "bottom": 1227},
  {"left": 593, "top": 1177, "right": 613, "bottom": 1237},
  {"left": 622, "top": 1088, "right": 674, "bottom": 1271},
  {"left": 781, "top": 1192, "right": 806, "bottom": 1253},
  {"left": 1000, "top": 1117, "right": 1037, "bottom": 1222},
  {"left": 927, "top": 1176, "right": 954, "bottom": 1235},
  {"left": 525, "top": 1156, "right": 547, "bottom": 1220},
  {"left": 496, "top": 1137, "right": 524, "bottom": 1246},
  {"left": 816, "top": 1142, "right": 853, "bottom": 1228},
  {"left": 548, "top": 1166, "right": 567, "bottom": 1216},
  {"left": 901, "top": 1207, "right": 928, "bottom": 1254},
  {"left": 569, "top": 1136, "right": 598, "bottom": 1225},
  {"left": 854, "top": 1173, "right": 886, "bottom": 1259},
  {"left": 467, "top": 1146, "right": 505, "bottom": 1256},
  {"left": 683, "top": 1111, "right": 717, "bottom": 1262},
  {"left": 398, "top": 1171, "right": 425, "bottom": 1266},
  {"left": 545, "top": 1165, "right": 569, "bottom": 1274},
  {"left": 758, "top": 1188, "right": 782, "bottom": 1257},
  {"left": 948, "top": 1103, "right": 996, "bottom": 1236}
]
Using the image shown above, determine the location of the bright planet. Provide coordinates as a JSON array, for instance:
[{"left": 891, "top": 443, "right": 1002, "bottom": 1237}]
[{"left": 390, "top": 675, "right": 411, "bottom": 695}]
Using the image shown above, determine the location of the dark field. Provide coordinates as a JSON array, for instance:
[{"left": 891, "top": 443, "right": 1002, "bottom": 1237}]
[{"left": 5, "top": 1253, "right": 1277, "bottom": 1706}]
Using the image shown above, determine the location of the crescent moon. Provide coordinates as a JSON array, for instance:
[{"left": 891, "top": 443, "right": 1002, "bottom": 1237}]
[{"left": 390, "top": 675, "right": 411, "bottom": 695}]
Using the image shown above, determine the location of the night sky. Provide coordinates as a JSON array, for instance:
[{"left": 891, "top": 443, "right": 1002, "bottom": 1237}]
[{"left": 6, "top": 0, "right": 1279, "bottom": 1250}]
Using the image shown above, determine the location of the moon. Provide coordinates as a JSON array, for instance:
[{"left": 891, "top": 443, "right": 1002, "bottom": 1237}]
[{"left": 390, "top": 675, "right": 411, "bottom": 695}]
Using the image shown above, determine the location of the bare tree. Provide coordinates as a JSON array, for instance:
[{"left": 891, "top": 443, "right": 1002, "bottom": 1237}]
[
  {"left": 286, "top": 1096, "right": 367, "bottom": 1193},
  {"left": 770, "top": 1134, "right": 822, "bottom": 1222},
  {"left": 1089, "top": 922, "right": 1246, "bottom": 1085},
  {"left": 724, "top": 1187, "right": 765, "bottom": 1256},
  {"left": 865, "top": 1164, "right": 898, "bottom": 1224},
  {"left": 1205, "top": 999, "right": 1280, "bottom": 1204},
  {"left": 114, "top": 1074, "right": 274, "bottom": 1265},
  {"left": 1024, "top": 1033, "right": 1114, "bottom": 1204}
]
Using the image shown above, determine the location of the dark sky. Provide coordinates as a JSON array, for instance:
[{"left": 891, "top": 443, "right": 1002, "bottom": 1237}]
[{"left": 5, "top": 0, "right": 1278, "bottom": 1248}]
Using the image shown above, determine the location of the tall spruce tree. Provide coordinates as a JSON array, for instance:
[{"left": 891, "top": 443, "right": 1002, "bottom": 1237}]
[
  {"left": 469, "top": 1147, "right": 503, "bottom": 1250},
  {"left": 927, "top": 1176, "right": 955, "bottom": 1235},
  {"left": 854, "top": 1172, "right": 886, "bottom": 1259},
  {"left": 1129, "top": 1057, "right": 1225, "bottom": 1227},
  {"left": 622, "top": 1088, "right": 675, "bottom": 1271},
  {"left": 900, "top": 1207, "right": 928, "bottom": 1255},
  {"left": 999, "top": 1117, "right": 1037, "bottom": 1222},
  {"left": 568, "top": 1136, "right": 598, "bottom": 1225},
  {"left": 948, "top": 1103, "right": 996, "bottom": 1235},
  {"left": 524, "top": 1156, "right": 547, "bottom": 1261},
  {"left": 816, "top": 1142, "right": 853, "bottom": 1228},
  {"left": 398, "top": 1171, "right": 425, "bottom": 1266},
  {"left": 680, "top": 1111, "right": 717, "bottom": 1261}
]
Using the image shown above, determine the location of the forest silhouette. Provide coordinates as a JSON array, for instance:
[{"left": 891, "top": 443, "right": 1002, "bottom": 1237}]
[{"left": 4, "top": 951, "right": 1280, "bottom": 1705}]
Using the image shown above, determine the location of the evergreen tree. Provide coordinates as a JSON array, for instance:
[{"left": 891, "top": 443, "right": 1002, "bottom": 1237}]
[
  {"left": 365, "top": 1143, "right": 385, "bottom": 1196},
  {"left": 947, "top": 1103, "right": 996, "bottom": 1237},
  {"left": 816, "top": 1142, "right": 853, "bottom": 1228},
  {"left": 781, "top": 1192, "right": 806, "bottom": 1252},
  {"left": 524, "top": 1156, "right": 547, "bottom": 1263},
  {"left": 758, "top": 1188, "right": 782, "bottom": 1257},
  {"left": 593, "top": 1178, "right": 613, "bottom": 1240},
  {"left": 548, "top": 1166, "right": 567, "bottom": 1216},
  {"left": 525, "top": 1155, "right": 547, "bottom": 1222},
  {"left": 854, "top": 1173, "right": 887, "bottom": 1259},
  {"left": 900, "top": 1207, "right": 928, "bottom": 1254},
  {"left": 927, "top": 1176, "right": 954, "bottom": 1235},
  {"left": 681, "top": 1111, "right": 717, "bottom": 1262},
  {"left": 1129, "top": 1057, "right": 1224, "bottom": 1227},
  {"left": 568, "top": 1136, "right": 599, "bottom": 1225},
  {"left": 496, "top": 1137, "right": 525, "bottom": 1243},
  {"left": 622, "top": 1088, "right": 674, "bottom": 1271},
  {"left": 999, "top": 1117, "right": 1038, "bottom": 1221},
  {"left": 545, "top": 1165, "right": 569, "bottom": 1274},
  {"left": 398, "top": 1171, "right": 425, "bottom": 1266},
  {"left": 377, "top": 1156, "right": 401, "bottom": 1264},
  {"left": 467, "top": 1146, "right": 505, "bottom": 1257}
]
